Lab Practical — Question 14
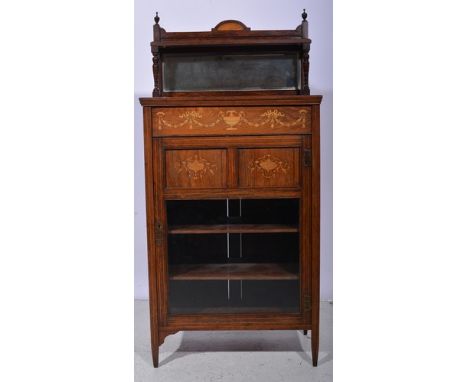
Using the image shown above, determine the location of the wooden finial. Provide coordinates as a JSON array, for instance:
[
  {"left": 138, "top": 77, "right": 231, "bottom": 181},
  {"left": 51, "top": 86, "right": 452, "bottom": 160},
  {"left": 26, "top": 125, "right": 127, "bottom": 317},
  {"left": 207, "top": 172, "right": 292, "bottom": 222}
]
[
  {"left": 302, "top": 9, "right": 307, "bottom": 21},
  {"left": 153, "top": 11, "right": 163, "bottom": 42}
]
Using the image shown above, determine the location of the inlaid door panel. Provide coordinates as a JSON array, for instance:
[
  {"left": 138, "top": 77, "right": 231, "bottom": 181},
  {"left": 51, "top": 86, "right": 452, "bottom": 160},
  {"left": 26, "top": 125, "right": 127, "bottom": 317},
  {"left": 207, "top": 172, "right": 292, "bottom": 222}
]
[
  {"left": 165, "top": 149, "right": 227, "bottom": 189},
  {"left": 238, "top": 148, "right": 300, "bottom": 188}
]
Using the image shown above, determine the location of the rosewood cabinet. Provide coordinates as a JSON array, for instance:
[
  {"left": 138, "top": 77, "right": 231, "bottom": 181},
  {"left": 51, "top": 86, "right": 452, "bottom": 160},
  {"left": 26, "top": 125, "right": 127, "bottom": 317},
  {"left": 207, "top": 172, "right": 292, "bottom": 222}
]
[{"left": 140, "top": 11, "right": 322, "bottom": 368}]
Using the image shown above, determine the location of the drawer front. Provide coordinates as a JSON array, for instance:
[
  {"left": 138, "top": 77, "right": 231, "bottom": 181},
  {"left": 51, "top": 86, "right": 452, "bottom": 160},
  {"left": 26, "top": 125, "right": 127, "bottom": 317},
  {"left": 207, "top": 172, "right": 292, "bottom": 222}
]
[
  {"left": 153, "top": 106, "right": 311, "bottom": 137},
  {"left": 239, "top": 148, "right": 300, "bottom": 188},
  {"left": 165, "top": 149, "right": 227, "bottom": 189}
]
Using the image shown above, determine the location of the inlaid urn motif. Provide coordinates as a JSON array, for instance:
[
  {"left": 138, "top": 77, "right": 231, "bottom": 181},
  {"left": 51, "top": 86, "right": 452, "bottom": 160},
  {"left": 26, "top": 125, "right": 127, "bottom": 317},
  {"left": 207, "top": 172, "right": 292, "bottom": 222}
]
[{"left": 221, "top": 110, "right": 243, "bottom": 129}]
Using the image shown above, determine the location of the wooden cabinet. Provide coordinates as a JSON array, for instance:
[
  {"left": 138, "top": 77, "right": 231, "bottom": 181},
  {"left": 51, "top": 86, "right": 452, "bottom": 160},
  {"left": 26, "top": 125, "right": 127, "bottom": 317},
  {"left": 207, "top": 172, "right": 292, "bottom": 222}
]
[{"left": 140, "top": 11, "right": 322, "bottom": 370}]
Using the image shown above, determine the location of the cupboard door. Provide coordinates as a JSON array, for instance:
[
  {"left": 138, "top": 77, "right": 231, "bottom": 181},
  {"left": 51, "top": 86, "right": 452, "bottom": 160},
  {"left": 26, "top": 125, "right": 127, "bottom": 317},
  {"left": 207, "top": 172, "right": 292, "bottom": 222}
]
[
  {"left": 238, "top": 148, "right": 300, "bottom": 188},
  {"left": 165, "top": 149, "right": 227, "bottom": 189}
]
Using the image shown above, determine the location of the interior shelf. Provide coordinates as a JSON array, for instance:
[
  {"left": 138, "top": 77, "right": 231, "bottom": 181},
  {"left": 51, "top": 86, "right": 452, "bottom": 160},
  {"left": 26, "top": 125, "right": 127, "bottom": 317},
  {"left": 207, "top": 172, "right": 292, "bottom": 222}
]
[
  {"left": 169, "top": 263, "right": 299, "bottom": 281},
  {"left": 168, "top": 224, "right": 298, "bottom": 234},
  {"left": 169, "top": 306, "right": 294, "bottom": 314}
]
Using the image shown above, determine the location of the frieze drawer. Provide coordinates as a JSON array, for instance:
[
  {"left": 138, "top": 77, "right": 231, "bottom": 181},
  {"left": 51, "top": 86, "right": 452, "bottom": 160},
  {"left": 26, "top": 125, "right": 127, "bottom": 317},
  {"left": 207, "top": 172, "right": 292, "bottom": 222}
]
[{"left": 152, "top": 106, "right": 311, "bottom": 137}]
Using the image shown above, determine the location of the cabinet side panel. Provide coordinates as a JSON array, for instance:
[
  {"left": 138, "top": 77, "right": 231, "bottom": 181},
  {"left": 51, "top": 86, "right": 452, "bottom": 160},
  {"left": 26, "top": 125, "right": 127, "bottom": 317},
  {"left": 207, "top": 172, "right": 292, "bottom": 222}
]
[
  {"left": 311, "top": 105, "right": 321, "bottom": 306},
  {"left": 310, "top": 104, "right": 321, "bottom": 365},
  {"left": 143, "top": 106, "right": 159, "bottom": 365}
]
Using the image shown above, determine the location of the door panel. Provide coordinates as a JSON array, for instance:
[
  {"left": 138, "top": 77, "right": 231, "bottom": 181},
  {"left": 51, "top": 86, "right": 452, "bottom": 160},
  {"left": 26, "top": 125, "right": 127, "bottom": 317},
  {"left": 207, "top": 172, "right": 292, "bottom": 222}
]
[
  {"left": 165, "top": 149, "right": 227, "bottom": 189},
  {"left": 238, "top": 148, "right": 300, "bottom": 188}
]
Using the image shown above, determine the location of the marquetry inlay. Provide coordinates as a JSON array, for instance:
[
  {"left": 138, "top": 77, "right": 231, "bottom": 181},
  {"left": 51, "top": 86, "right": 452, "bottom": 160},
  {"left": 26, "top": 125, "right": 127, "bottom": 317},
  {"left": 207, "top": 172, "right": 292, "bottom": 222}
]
[
  {"left": 178, "top": 154, "right": 216, "bottom": 180},
  {"left": 154, "top": 107, "right": 309, "bottom": 132},
  {"left": 249, "top": 154, "right": 290, "bottom": 179}
]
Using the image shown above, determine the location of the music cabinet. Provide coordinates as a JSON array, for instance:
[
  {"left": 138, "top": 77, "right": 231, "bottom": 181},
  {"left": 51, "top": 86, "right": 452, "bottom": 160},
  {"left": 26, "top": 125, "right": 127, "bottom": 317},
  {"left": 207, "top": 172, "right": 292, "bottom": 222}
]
[{"left": 140, "top": 10, "right": 322, "bottom": 367}]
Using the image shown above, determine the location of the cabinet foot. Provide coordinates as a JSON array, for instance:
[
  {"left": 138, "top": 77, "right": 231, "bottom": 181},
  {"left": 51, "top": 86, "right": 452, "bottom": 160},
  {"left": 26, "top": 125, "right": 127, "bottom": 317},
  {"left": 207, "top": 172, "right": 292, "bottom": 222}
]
[
  {"left": 303, "top": 330, "right": 307, "bottom": 335},
  {"left": 312, "top": 331, "right": 318, "bottom": 367},
  {"left": 152, "top": 348, "right": 159, "bottom": 368}
]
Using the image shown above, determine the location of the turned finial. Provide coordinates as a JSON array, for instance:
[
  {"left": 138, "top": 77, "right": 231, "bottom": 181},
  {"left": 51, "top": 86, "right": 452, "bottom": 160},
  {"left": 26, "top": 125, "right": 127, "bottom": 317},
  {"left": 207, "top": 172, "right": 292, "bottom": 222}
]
[
  {"left": 302, "top": 9, "right": 307, "bottom": 21},
  {"left": 154, "top": 11, "right": 160, "bottom": 25}
]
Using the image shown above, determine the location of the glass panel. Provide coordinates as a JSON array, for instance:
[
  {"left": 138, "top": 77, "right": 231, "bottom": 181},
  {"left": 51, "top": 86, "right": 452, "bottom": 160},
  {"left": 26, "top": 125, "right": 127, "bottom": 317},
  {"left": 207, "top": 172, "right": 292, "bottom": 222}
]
[
  {"left": 162, "top": 53, "right": 300, "bottom": 92},
  {"left": 167, "top": 199, "right": 300, "bottom": 314}
]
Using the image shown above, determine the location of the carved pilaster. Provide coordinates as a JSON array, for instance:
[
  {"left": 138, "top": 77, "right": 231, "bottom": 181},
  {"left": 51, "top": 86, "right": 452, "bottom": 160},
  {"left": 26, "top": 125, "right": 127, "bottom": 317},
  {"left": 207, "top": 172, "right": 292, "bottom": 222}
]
[
  {"left": 300, "top": 10, "right": 310, "bottom": 95},
  {"left": 302, "top": 44, "right": 310, "bottom": 95},
  {"left": 152, "top": 11, "right": 163, "bottom": 97},
  {"left": 152, "top": 47, "right": 162, "bottom": 97}
]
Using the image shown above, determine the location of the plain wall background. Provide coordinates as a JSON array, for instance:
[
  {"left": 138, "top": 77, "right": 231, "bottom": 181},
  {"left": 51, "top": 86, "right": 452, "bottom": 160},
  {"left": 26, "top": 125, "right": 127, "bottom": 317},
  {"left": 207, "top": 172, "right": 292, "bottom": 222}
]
[{"left": 134, "top": 0, "right": 333, "bottom": 301}]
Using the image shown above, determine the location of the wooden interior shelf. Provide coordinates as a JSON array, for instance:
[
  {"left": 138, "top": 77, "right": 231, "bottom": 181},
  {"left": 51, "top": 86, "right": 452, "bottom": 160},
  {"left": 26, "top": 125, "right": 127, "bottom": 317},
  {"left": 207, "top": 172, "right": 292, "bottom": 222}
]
[
  {"left": 168, "top": 224, "right": 299, "bottom": 234},
  {"left": 169, "top": 263, "right": 299, "bottom": 280},
  {"left": 170, "top": 306, "right": 296, "bottom": 314}
]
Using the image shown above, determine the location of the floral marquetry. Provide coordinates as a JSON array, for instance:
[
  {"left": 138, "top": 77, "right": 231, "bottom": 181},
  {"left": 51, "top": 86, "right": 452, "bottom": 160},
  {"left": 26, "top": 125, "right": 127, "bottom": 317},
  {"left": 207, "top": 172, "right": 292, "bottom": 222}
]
[
  {"left": 152, "top": 106, "right": 311, "bottom": 136},
  {"left": 249, "top": 154, "right": 290, "bottom": 179},
  {"left": 239, "top": 148, "right": 300, "bottom": 188},
  {"left": 165, "top": 149, "right": 227, "bottom": 189},
  {"left": 178, "top": 154, "right": 216, "bottom": 180}
]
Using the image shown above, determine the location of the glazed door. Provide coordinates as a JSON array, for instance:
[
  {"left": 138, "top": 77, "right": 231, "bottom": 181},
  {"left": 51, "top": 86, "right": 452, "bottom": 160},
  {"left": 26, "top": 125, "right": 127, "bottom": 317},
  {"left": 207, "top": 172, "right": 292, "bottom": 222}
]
[{"left": 154, "top": 136, "right": 311, "bottom": 318}]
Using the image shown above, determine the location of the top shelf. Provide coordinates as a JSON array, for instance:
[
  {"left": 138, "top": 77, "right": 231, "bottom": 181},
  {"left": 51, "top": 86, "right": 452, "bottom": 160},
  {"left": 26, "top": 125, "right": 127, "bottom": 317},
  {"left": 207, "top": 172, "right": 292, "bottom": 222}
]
[
  {"left": 152, "top": 16, "right": 310, "bottom": 48},
  {"left": 168, "top": 224, "right": 298, "bottom": 234}
]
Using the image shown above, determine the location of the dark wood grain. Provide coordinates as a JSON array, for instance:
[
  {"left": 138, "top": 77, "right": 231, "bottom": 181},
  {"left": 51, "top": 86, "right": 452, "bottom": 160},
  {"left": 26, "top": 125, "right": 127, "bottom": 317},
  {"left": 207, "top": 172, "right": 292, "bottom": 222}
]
[{"left": 140, "top": 95, "right": 322, "bottom": 107}]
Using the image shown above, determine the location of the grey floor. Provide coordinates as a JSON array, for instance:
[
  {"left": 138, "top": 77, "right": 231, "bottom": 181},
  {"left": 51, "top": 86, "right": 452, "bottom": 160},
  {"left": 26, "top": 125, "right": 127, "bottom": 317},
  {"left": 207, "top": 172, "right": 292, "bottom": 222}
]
[{"left": 135, "top": 300, "right": 333, "bottom": 382}]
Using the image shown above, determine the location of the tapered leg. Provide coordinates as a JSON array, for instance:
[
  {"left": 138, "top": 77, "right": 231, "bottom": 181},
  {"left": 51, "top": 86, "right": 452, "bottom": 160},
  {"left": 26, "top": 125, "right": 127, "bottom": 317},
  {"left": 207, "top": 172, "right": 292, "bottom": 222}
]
[
  {"left": 312, "top": 332, "right": 318, "bottom": 366},
  {"left": 150, "top": 325, "right": 160, "bottom": 368},
  {"left": 303, "top": 330, "right": 308, "bottom": 335},
  {"left": 152, "top": 346, "right": 159, "bottom": 368},
  {"left": 312, "top": 302, "right": 319, "bottom": 366},
  {"left": 149, "top": 296, "right": 160, "bottom": 368}
]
